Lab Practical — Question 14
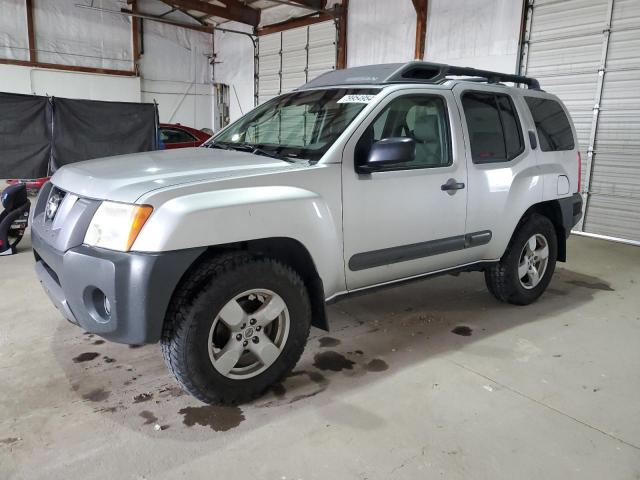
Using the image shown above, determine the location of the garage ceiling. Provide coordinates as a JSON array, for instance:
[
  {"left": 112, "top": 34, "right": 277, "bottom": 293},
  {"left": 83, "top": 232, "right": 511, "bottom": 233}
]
[{"left": 140, "top": 0, "right": 339, "bottom": 28}]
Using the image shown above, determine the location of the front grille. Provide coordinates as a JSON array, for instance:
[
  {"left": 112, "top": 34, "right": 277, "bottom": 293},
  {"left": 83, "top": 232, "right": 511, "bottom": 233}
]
[{"left": 45, "top": 187, "right": 67, "bottom": 222}]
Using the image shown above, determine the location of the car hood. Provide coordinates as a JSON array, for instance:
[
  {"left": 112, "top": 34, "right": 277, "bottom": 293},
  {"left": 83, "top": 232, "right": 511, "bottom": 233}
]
[{"left": 51, "top": 148, "right": 304, "bottom": 203}]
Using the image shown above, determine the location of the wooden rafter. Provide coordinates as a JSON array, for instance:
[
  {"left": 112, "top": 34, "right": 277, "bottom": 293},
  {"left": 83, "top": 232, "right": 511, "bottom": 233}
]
[
  {"left": 257, "top": 11, "right": 333, "bottom": 36},
  {"left": 0, "top": 58, "right": 137, "bottom": 76},
  {"left": 25, "top": 0, "right": 36, "bottom": 62},
  {"left": 412, "top": 0, "right": 428, "bottom": 60},
  {"left": 336, "top": 0, "right": 348, "bottom": 69},
  {"left": 159, "top": 0, "right": 260, "bottom": 26},
  {"left": 131, "top": 0, "right": 141, "bottom": 72}
]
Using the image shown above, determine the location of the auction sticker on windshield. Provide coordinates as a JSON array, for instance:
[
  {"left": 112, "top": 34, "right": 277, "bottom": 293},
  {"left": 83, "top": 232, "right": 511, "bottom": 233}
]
[{"left": 337, "top": 94, "right": 377, "bottom": 104}]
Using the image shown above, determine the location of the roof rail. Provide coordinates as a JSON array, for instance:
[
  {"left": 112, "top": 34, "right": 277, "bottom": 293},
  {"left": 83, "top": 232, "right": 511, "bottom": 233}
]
[
  {"left": 300, "top": 61, "right": 541, "bottom": 90},
  {"left": 385, "top": 62, "right": 541, "bottom": 90}
]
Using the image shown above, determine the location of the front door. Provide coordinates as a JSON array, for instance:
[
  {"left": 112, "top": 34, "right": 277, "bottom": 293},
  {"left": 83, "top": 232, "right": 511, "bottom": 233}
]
[{"left": 342, "top": 90, "right": 473, "bottom": 290}]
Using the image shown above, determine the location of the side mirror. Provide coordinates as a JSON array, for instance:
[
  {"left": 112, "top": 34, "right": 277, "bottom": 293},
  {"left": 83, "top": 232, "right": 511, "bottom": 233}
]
[{"left": 357, "top": 137, "right": 416, "bottom": 173}]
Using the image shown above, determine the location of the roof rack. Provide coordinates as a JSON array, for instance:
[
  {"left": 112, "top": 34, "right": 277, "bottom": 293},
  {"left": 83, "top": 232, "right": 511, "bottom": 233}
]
[{"left": 301, "top": 61, "right": 541, "bottom": 90}]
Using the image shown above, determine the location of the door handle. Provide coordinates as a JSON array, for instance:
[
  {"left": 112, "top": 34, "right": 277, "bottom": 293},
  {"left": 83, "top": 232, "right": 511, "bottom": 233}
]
[{"left": 441, "top": 178, "right": 465, "bottom": 195}]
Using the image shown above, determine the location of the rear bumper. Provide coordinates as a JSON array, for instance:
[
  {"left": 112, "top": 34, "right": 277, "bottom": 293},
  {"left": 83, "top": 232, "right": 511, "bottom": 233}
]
[
  {"left": 32, "top": 227, "right": 205, "bottom": 344},
  {"left": 558, "top": 193, "right": 583, "bottom": 238}
]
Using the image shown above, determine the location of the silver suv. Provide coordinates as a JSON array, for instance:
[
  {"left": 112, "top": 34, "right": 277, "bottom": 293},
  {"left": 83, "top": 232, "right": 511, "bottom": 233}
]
[{"left": 32, "top": 62, "right": 583, "bottom": 404}]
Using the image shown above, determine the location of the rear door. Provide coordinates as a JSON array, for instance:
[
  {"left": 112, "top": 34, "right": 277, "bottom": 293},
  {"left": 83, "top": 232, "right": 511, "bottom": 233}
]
[
  {"left": 453, "top": 85, "right": 539, "bottom": 260},
  {"left": 341, "top": 89, "right": 473, "bottom": 290}
]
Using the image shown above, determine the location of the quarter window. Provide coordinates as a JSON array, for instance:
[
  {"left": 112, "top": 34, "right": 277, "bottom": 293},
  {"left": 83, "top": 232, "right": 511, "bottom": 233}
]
[
  {"left": 524, "top": 97, "right": 575, "bottom": 151},
  {"left": 461, "top": 92, "right": 524, "bottom": 163},
  {"left": 356, "top": 95, "right": 451, "bottom": 170}
]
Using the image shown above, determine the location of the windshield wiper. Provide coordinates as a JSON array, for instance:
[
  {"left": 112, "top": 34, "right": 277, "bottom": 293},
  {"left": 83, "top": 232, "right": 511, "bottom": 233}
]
[
  {"left": 206, "top": 142, "right": 231, "bottom": 150},
  {"left": 214, "top": 142, "right": 298, "bottom": 163}
]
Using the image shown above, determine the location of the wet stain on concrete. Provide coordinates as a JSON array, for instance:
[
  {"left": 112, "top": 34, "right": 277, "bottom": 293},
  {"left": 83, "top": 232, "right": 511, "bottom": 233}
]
[
  {"left": 318, "top": 337, "right": 341, "bottom": 348},
  {"left": 307, "top": 371, "right": 327, "bottom": 384},
  {"left": 103, "top": 356, "right": 116, "bottom": 363},
  {"left": 179, "top": 405, "right": 245, "bottom": 431},
  {"left": 82, "top": 388, "right": 110, "bottom": 402},
  {"left": 92, "top": 340, "right": 105, "bottom": 345},
  {"left": 289, "top": 387, "right": 327, "bottom": 403},
  {"left": 0, "top": 437, "right": 20, "bottom": 446},
  {"left": 72, "top": 352, "right": 100, "bottom": 363},
  {"left": 140, "top": 410, "right": 158, "bottom": 425},
  {"left": 565, "top": 279, "right": 614, "bottom": 291},
  {"left": 365, "top": 359, "right": 389, "bottom": 372},
  {"left": 558, "top": 269, "right": 614, "bottom": 291},
  {"left": 133, "top": 392, "right": 153, "bottom": 403},
  {"left": 451, "top": 326, "right": 473, "bottom": 337},
  {"left": 285, "top": 370, "right": 329, "bottom": 404},
  {"left": 313, "top": 351, "right": 355, "bottom": 372}
]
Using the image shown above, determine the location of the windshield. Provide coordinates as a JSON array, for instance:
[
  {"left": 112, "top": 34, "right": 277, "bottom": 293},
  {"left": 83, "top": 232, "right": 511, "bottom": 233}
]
[{"left": 207, "top": 88, "right": 380, "bottom": 162}]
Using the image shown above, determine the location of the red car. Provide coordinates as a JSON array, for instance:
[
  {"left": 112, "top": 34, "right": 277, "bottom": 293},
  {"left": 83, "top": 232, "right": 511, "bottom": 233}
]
[
  {"left": 159, "top": 123, "right": 212, "bottom": 149},
  {"left": 5, "top": 178, "right": 49, "bottom": 196}
]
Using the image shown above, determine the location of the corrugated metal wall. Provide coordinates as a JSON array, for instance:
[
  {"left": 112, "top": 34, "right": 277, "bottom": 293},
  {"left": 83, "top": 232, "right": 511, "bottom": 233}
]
[
  {"left": 521, "top": 0, "right": 640, "bottom": 242},
  {"left": 258, "top": 22, "right": 336, "bottom": 104}
]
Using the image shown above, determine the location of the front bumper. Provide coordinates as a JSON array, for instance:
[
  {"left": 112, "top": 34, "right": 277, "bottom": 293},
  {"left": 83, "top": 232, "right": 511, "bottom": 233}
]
[
  {"left": 31, "top": 184, "right": 205, "bottom": 344},
  {"left": 33, "top": 229, "right": 204, "bottom": 344}
]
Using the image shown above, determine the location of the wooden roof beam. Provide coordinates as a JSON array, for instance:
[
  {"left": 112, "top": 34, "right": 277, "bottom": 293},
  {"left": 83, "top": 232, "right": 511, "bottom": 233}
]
[{"left": 160, "top": 0, "right": 260, "bottom": 26}]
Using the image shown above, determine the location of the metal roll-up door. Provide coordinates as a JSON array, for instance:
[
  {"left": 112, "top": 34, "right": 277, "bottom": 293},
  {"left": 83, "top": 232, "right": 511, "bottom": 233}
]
[
  {"left": 258, "top": 33, "right": 281, "bottom": 105},
  {"left": 521, "top": 0, "right": 640, "bottom": 243},
  {"left": 258, "top": 21, "right": 336, "bottom": 104}
]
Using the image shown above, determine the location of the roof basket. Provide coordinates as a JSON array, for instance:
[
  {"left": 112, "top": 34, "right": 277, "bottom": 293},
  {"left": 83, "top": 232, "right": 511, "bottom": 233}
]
[{"left": 300, "top": 61, "right": 541, "bottom": 90}]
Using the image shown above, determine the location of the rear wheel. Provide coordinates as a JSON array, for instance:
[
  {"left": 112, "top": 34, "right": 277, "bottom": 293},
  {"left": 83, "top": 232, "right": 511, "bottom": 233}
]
[
  {"left": 161, "top": 253, "right": 311, "bottom": 405},
  {"left": 485, "top": 214, "right": 557, "bottom": 305}
]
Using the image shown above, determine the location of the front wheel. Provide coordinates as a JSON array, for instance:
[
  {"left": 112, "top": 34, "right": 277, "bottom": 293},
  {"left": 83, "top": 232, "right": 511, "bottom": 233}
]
[
  {"left": 485, "top": 213, "right": 557, "bottom": 305},
  {"left": 161, "top": 253, "right": 311, "bottom": 405}
]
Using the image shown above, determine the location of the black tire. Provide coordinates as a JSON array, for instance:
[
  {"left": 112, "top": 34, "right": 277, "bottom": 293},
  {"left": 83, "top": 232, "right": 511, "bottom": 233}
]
[
  {"left": 161, "top": 252, "right": 311, "bottom": 405},
  {"left": 484, "top": 213, "right": 557, "bottom": 305}
]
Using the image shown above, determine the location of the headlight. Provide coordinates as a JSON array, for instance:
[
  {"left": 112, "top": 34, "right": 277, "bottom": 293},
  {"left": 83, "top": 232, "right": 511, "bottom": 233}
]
[{"left": 84, "top": 202, "right": 153, "bottom": 252}]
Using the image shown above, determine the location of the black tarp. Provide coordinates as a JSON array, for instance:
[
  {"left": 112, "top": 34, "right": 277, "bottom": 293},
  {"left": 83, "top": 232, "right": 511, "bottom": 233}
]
[
  {"left": 51, "top": 97, "right": 158, "bottom": 170},
  {"left": 0, "top": 92, "right": 51, "bottom": 178}
]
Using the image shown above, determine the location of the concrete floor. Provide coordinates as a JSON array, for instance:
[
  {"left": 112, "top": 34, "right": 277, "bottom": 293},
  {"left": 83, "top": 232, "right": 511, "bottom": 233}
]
[{"left": 1, "top": 233, "right": 639, "bottom": 479}]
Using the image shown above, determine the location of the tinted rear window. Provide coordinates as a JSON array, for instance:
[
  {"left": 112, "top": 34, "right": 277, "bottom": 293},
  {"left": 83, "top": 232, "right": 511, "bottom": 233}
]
[
  {"left": 461, "top": 91, "right": 524, "bottom": 163},
  {"left": 524, "top": 97, "right": 574, "bottom": 151}
]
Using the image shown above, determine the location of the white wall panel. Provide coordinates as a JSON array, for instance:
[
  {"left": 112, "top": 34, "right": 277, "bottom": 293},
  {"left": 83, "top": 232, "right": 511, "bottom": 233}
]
[
  {"left": 425, "top": 0, "right": 522, "bottom": 72},
  {"left": 0, "top": 64, "right": 141, "bottom": 102},
  {"left": 34, "top": 0, "right": 133, "bottom": 71},
  {"left": 0, "top": 0, "right": 28, "bottom": 61},
  {"left": 347, "top": 0, "right": 416, "bottom": 67}
]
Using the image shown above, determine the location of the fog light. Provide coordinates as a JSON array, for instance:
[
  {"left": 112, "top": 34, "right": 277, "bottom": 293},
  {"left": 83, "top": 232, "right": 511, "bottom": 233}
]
[{"left": 104, "top": 296, "right": 111, "bottom": 317}]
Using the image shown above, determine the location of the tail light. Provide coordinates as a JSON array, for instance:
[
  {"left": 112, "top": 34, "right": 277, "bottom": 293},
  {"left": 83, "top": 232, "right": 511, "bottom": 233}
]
[{"left": 577, "top": 151, "right": 582, "bottom": 193}]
